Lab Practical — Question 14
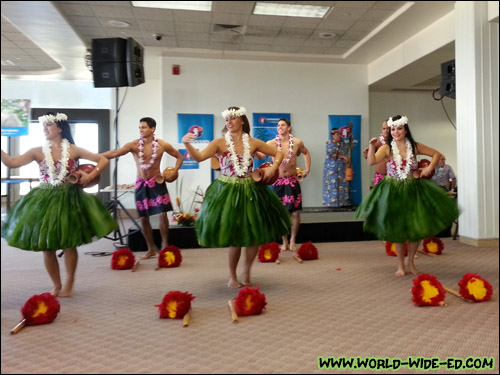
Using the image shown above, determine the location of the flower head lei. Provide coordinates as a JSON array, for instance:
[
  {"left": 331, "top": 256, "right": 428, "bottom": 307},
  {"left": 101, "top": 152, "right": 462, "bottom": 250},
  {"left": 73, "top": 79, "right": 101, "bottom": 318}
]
[
  {"left": 391, "top": 138, "right": 414, "bottom": 179},
  {"left": 138, "top": 136, "right": 159, "bottom": 170},
  {"left": 43, "top": 138, "right": 71, "bottom": 185},
  {"left": 38, "top": 113, "right": 68, "bottom": 125},
  {"left": 221, "top": 107, "right": 247, "bottom": 119},
  {"left": 387, "top": 115, "right": 408, "bottom": 128},
  {"left": 225, "top": 132, "right": 251, "bottom": 177},
  {"left": 275, "top": 133, "right": 294, "bottom": 164}
]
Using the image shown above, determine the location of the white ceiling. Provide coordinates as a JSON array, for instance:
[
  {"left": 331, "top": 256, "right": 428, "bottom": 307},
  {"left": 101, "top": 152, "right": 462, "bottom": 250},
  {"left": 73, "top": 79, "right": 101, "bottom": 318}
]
[{"left": 1, "top": 1, "right": 456, "bottom": 91}]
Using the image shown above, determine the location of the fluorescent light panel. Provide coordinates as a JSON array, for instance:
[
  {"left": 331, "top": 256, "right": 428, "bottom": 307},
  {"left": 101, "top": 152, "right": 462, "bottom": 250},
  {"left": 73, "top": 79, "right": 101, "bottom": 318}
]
[
  {"left": 253, "top": 2, "right": 330, "bottom": 18},
  {"left": 131, "top": 1, "right": 212, "bottom": 12}
]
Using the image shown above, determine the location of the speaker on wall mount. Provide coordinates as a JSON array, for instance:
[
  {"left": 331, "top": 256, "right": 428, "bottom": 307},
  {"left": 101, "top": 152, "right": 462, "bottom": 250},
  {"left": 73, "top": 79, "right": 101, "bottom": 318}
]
[
  {"left": 439, "top": 59, "right": 455, "bottom": 99},
  {"left": 91, "top": 37, "right": 145, "bottom": 88},
  {"left": 91, "top": 38, "right": 127, "bottom": 63},
  {"left": 92, "top": 62, "right": 129, "bottom": 88}
]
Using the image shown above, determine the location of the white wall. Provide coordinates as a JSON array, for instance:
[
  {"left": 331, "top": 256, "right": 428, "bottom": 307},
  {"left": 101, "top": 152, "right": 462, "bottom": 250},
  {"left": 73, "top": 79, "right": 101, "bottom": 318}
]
[
  {"left": 369, "top": 91, "right": 457, "bottom": 172},
  {"left": 160, "top": 56, "right": 369, "bottom": 207},
  {"left": 2, "top": 55, "right": 461, "bottom": 210}
]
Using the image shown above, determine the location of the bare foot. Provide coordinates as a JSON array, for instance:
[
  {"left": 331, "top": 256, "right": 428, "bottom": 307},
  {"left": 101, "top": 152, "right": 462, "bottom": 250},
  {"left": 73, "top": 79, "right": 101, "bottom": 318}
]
[
  {"left": 289, "top": 243, "right": 297, "bottom": 251},
  {"left": 395, "top": 268, "right": 406, "bottom": 277},
  {"left": 58, "top": 289, "right": 73, "bottom": 298},
  {"left": 51, "top": 288, "right": 61, "bottom": 297},
  {"left": 228, "top": 277, "right": 242, "bottom": 288},
  {"left": 280, "top": 244, "right": 289, "bottom": 252},
  {"left": 408, "top": 263, "right": 420, "bottom": 275},
  {"left": 139, "top": 250, "right": 158, "bottom": 260},
  {"left": 241, "top": 271, "right": 252, "bottom": 287}
]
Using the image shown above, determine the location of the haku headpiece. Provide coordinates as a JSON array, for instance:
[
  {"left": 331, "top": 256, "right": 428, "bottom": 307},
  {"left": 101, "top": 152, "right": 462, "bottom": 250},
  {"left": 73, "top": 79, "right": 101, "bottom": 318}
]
[
  {"left": 387, "top": 116, "right": 408, "bottom": 127},
  {"left": 221, "top": 107, "right": 246, "bottom": 119},
  {"left": 39, "top": 113, "right": 68, "bottom": 124}
]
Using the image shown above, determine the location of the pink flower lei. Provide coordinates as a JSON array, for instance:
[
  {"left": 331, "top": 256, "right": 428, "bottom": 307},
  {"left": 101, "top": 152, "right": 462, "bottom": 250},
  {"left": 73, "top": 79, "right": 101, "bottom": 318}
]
[
  {"left": 275, "top": 134, "right": 294, "bottom": 164},
  {"left": 138, "top": 136, "right": 159, "bottom": 170}
]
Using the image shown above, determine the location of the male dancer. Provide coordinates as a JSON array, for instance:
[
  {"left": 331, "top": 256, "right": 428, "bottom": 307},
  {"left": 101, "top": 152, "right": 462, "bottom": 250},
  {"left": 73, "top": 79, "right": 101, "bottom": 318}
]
[
  {"left": 101, "top": 117, "right": 183, "bottom": 259},
  {"left": 258, "top": 119, "right": 311, "bottom": 251},
  {"left": 363, "top": 119, "right": 389, "bottom": 186}
]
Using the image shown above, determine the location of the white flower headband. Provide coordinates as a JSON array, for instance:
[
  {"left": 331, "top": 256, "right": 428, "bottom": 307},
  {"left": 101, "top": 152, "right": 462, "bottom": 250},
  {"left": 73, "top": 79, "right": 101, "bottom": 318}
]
[
  {"left": 387, "top": 116, "right": 408, "bottom": 127},
  {"left": 38, "top": 113, "right": 68, "bottom": 124},
  {"left": 221, "top": 107, "right": 247, "bottom": 119}
]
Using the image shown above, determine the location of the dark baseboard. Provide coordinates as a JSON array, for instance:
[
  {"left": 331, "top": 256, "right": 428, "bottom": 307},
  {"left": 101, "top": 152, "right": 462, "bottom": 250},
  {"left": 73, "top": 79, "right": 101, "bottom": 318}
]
[{"left": 127, "top": 221, "right": 377, "bottom": 251}]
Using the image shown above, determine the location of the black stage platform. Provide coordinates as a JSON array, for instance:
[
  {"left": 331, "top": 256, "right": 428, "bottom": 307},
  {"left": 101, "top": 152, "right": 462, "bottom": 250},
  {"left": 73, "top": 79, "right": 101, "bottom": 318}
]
[{"left": 125, "top": 207, "right": 453, "bottom": 251}]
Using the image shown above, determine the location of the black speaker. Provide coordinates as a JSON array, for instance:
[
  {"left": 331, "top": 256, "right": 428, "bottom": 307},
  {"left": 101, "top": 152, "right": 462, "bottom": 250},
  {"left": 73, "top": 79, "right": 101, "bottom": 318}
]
[
  {"left": 92, "top": 62, "right": 129, "bottom": 88},
  {"left": 127, "top": 37, "right": 144, "bottom": 64},
  {"left": 91, "top": 37, "right": 145, "bottom": 88},
  {"left": 439, "top": 59, "right": 455, "bottom": 99},
  {"left": 92, "top": 38, "right": 127, "bottom": 63},
  {"left": 127, "top": 62, "right": 145, "bottom": 87},
  {"left": 441, "top": 59, "right": 455, "bottom": 78}
]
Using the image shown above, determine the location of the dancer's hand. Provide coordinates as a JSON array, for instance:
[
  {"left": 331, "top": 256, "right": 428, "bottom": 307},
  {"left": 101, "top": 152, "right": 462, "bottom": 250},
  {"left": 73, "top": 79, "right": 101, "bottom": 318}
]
[{"left": 182, "top": 133, "right": 196, "bottom": 144}]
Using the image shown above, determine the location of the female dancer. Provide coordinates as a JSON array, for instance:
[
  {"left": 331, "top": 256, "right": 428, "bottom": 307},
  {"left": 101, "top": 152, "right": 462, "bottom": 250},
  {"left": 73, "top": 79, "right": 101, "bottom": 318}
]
[
  {"left": 182, "top": 106, "right": 291, "bottom": 288},
  {"left": 356, "top": 115, "right": 459, "bottom": 276},
  {"left": 1, "top": 112, "right": 117, "bottom": 296}
]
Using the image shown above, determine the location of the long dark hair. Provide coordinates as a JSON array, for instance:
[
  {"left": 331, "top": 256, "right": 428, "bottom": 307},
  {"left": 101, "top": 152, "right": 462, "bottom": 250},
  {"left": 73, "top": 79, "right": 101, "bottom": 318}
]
[
  {"left": 45, "top": 112, "right": 75, "bottom": 144},
  {"left": 387, "top": 115, "right": 417, "bottom": 155},
  {"left": 222, "top": 106, "right": 251, "bottom": 135}
]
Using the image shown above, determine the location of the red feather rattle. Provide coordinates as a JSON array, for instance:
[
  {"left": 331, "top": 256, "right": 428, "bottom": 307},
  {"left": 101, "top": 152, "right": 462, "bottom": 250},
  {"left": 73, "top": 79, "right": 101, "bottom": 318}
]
[
  {"left": 11, "top": 293, "right": 61, "bottom": 334},
  {"left": 156, "top": 291, "right": 195, "bottom": 327},
  {"left": 155, "top": 246, "right": 182, "bottom": 270},
  {"left": 111, "top": 248, "right": 139, "bottom": 271},
  {"left": 228, "top": 286, "right": 267, "bottom": 324},
  {"left": 258, "top": 242, "right": 281, "bottom": 264}
]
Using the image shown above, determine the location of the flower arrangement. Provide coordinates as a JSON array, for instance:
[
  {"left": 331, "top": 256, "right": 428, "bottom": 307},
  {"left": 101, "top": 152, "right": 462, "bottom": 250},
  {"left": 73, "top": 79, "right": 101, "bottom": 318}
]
[{"left": 171, "top": 178, "right": 204, "bottom": 226}]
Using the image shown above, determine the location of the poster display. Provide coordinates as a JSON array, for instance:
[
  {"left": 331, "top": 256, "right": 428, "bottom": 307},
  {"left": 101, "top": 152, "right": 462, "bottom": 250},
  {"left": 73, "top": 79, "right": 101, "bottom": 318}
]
[
  {"left": 252, "top": 113, "right": 290, "bottom": 169},
  {"left": 1, "top": 99, "right": 31, "bottom": 136},
  {"left": 177, "top": 114, "right": 214, "bottom": 143},
  {"left": 178, "top": 149, "right": 199, "bottom": 170}
]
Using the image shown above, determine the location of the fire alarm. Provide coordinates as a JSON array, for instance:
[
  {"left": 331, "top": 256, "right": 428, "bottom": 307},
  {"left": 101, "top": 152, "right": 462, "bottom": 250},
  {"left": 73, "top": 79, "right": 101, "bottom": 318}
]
[{"left": 172, "top": 65, "right": 180, "bottom": 75}]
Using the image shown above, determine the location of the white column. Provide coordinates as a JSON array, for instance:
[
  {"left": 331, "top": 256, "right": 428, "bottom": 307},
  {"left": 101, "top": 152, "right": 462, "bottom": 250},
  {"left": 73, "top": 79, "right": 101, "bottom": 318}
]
[{"left": 455, "top": 1, "right": 499, "bottom": 245}]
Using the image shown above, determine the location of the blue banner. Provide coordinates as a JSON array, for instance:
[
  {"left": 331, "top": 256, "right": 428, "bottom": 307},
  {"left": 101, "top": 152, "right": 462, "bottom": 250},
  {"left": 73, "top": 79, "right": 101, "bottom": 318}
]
[
  {"left": 328, "top": 115, "right": 362, "bottom": 206},
  {"left": 177, "top": 114, "right": 214, "bottom": 143},
  {"left": 178, "top": 149, "right": 199, "bottom": 170},
  {"left": 252, "top": 113, "right": 290, "bottom": 168},
  {"left": 1, "top": 99, "right": 31, "bottom": 136}
]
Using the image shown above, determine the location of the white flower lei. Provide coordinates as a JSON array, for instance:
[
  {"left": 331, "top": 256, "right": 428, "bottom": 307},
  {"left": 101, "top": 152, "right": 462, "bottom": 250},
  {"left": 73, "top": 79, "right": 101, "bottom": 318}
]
[
  {"left": 391, "top": 138, "right": 413, "bottom": 179},
  {"left": 225, "top": 132, "right": 251, "bottom": 176},
  {"left": 275, "top": 134, "right": 294, "bottom": 164},
  {"left": 43, "top": 138, "right": 71, "bottom": 185},
  {"left": 39, "top": 113, "right": 68, "bottom": 125},
  {"left": 138, "top": 136, "right": 159, "bottom": 170},
  {"left": 221, "top": 107, "right": 247, "bottom": 119},
  {"left": 387, "top": 115, "right": 408, "bottom": 128}
]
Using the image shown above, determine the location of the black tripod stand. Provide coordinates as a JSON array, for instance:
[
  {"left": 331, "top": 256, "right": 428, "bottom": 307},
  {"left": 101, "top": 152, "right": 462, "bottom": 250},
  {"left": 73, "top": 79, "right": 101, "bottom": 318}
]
[{"left": 104, "top": 87, "right": 141, "bottom": 246}]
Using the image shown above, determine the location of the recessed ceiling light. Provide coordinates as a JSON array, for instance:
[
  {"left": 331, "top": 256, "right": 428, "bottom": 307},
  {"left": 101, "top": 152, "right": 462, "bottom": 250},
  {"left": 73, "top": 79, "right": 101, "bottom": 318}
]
[
  {"left": 253, "top": 2, "right": 331, "bottom": 18},
  {"left": 107, "top": 20, "right": 130, "bottom": 28},
  {"left": 319, "top": 32, "right": 336, "bottom": 38},
  {"left": 131, "top": 1, "right": 212, "bottom": 11}
]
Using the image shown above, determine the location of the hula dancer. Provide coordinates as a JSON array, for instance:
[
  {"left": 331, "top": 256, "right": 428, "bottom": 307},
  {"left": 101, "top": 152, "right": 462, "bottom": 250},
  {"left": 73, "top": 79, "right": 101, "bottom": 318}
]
[
  {"left": 182, "top": 106, "right": 291, "bottom": 288},
  {"left": 257, "top": 118, "right": 311, "bottom": 251},
  {"left": 356, "top": 115, "right": 459, "bottom": 276},
  {"left": 1, "top": 112, "right": 117, "bottom": 297},
  {"left": 101, "top": 117, "right": 184, "bottom": 260}
]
